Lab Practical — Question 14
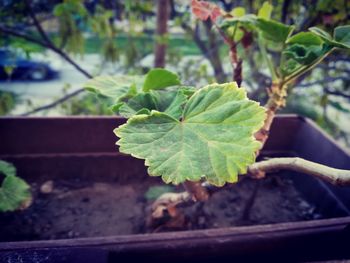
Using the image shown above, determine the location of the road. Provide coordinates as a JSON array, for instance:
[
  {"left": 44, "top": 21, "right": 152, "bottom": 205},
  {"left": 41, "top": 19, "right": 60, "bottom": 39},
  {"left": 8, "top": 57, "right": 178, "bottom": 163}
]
[{"left": 0, "top": 54, "right": 107, "bottom": 115}]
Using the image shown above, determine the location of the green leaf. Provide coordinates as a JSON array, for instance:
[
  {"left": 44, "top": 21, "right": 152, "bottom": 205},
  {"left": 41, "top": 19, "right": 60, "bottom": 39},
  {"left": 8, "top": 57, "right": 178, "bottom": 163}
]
[
  {"left": 84, "top": 75, "right": 141, "bottom": 102},
  {"left": 257, "top": 18, "right": 294, "bottom": 43},
  {"left": 151, "top": 89, "right": 188, "bottom": 119},
  {"left": 0, "top": 160, "right": 16, "bottom": 177},
  {"left": 287, "top": 32, "right": 323, "bottom": 46},
  {"left": 309, "top": 26, "right": 350, "bottom": 49},
  {"left": 258, "top": 1, "right": 273, "bottom": 20},
  {"left": 0, "top": 161, "right": 31, "bottom": 212},
  {"left": 283, "top": 44, "right": 323, "bottom": 65},
  {"left": 118, "top": 89, "right": 188, "bottom": 119},
  {"left": 115, "top": 83, "right": 266, "bottom": 186},
  {"left": 231, "top": 7, "right": 245, "bottom": 17},
  {"left": 118, "top": 93, "right": 158, "bottom": 118},
  {"left": 309, "top": 27, "right": 333, "bottom": 42},
  {"left": 142, "top": 68, "right": 181, "bottom": 92},
  {"left": 220, "top": 14, "right": 257, "bottom": 30},
  {"left": 334, "top": 25, "right": 350, "bottom": 49}
]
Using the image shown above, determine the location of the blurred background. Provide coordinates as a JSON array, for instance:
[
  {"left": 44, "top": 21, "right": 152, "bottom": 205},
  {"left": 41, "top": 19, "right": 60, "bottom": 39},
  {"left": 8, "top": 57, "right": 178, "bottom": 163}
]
[{"left": 0, "top": 0, "right": 349, "bottom": 147}]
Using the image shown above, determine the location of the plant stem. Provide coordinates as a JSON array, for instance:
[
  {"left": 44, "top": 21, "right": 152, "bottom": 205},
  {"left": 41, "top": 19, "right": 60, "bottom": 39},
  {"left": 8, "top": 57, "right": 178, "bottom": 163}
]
[
  {"left": 255, "top": 81, "right": 286, "bottom": 149},
  {"left": 249, "top": 157, "right": 350, "bottom": 186},
  {"left": 257, "top": 35, "right": 277, "bottom": 81},
  {"left": 183, "top": 181, "right": 209, "bottom": 201},
  {"left": 241, "top": 180, "right": 260, "bottom": 222},
  {"left": 283, "top": 48, "right": 336, "bottom": 85}
]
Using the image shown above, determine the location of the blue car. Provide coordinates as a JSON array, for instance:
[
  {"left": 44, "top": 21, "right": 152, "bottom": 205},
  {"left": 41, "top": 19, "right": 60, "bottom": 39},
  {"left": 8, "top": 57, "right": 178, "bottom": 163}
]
[{"left": 0, "top": 49, "right": 61, "bottom": 80}]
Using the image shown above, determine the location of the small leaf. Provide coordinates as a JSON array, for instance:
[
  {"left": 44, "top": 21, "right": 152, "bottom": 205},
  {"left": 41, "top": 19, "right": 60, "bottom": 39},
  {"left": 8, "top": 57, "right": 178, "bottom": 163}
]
[
  {"left": 257, "top": 18, "right": 294, "bottom": 43},
  {"left": 84, "top": 75, "right": 141, "bottom": 102},
  {"left": 115, "top": 83, "right": 266, "bottom": 186},
  {"left": 283, "top": 44, "right": 323, "bottom": 65},
  {"left": 142, "top": 68, "right": 181, "bottom": 92},
  {"left": 231, "top": 7, "right": 245, "bottom": 17},
  {"left": 309, "top": 26, "right": 350, "bottom": 49},
  {"left": 0, "top": 160, "right": 16, "bottom": 177},
  {"left": 0, "top": 161, "right": 32, "bottom": 212},
  {"left": 287, "top": 32, "right": 323, "bottom": 46},
  {"left": 152, "top": 89, "right": 188, "bottom": 120},
  {"left": 117, "top": 89, "right": 189, "bottom": 119},
  {"left": 257, "top": 1, "right": 273, "bottom": 20},
  {"left": 110, "top": 102, "right": 124, "bottom": 113},
  {"left": 119, "top": 93, "right": 158, "bottom": 118},
  {"left": 191, "top": 0, "right": 222, "bottom": 22},
  {"left": 309, "top": 27, "right": 333, "bottom": 42},
  {"left": 220, "top": 14, "right": 257, "bottom": 30},
  {"left": 334, "top": 25, "right": 350, "bottom": 49}
]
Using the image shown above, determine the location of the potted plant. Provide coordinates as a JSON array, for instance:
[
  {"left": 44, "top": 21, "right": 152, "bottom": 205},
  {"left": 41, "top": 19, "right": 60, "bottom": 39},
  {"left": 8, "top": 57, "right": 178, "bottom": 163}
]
[{"left": 1, "top": 1, "right": 350, "bottom": 262}]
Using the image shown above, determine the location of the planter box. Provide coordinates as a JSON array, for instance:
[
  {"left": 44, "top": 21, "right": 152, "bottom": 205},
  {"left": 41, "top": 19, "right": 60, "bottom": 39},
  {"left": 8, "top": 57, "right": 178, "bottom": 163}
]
[{"left": 0, "top": 115, "right": 350, "bottom": 262}]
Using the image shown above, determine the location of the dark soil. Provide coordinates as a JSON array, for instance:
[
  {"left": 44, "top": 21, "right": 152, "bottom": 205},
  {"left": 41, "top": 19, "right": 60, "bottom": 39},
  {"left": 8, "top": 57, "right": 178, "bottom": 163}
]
[{"left": 0, "top": 174, "right": 324, "bottom": 242}]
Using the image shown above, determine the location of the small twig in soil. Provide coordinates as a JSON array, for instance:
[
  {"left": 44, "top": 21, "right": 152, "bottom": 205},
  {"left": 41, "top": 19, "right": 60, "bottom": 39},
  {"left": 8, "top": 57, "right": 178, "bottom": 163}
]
[{"left": 240, "top": 180, "right": 261, "bottom": 222}]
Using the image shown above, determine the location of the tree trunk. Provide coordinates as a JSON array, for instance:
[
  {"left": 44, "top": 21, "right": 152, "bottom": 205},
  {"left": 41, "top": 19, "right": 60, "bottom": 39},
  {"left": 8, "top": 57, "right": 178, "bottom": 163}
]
[
  {"left": 154, "top": 0, "right": 169, "bottom": 68},
  {"left": 203, "top": 20, "right": 226, "bottom": 83}
]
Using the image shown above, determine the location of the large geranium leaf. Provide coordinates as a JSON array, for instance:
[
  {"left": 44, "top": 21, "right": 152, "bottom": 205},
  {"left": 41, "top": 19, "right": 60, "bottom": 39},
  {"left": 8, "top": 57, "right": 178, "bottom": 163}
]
[
  {"left": 84, "top": 75, "right": 142, "bottom": 102},
  {"left": 115, "top": 83, "right": 266, "bottom": 186},
  {"left": 142, "top": 68, "right": 181, "bottom": 92},
  {"left": 0, "top": 160, "right": 31, "bottom": 212}
]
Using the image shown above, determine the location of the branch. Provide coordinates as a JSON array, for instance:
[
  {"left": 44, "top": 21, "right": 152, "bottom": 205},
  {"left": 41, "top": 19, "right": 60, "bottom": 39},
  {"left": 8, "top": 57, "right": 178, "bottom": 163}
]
[
  {"left": 324, "top": 88, "right": 350, "bottom": 99},
  {"left": 0, "top": 25, "right": 92, "bottom": 79},
  {"left": 0, "top": 26, "right": 48, "bottom": 48},
  {"left": 2, "top": 1, "right": 93, "bottom": 79},
  {"left": 25, "top": 0, "right": 53, "bottom": 45},
  {"left": 296, "top": 76, "right": 350, "bottom": 88},
  {"left": 249, "top": 157, "right": 350, "bottom": 186},
  {"left": 281, "top": 0, "right": 291, "bottom": 23},
  {"left": 20, "top": 88, "right": 85, "bottom": 116}
]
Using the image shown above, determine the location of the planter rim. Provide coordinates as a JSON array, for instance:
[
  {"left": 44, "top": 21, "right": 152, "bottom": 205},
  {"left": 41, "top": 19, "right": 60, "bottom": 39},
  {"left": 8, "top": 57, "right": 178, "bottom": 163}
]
[
  {"left": 1, "top": 114, "right": 348, "bottom": 156},
  {"left": 1, "top": 114, "right": 350, "bottom": 255},
  {"left": 1, "top": 217, "right": 349, "bottom": 251}
]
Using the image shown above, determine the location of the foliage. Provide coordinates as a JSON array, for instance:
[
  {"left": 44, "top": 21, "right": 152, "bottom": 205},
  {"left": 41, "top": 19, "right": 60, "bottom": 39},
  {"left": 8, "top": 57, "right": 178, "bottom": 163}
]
[
  {"left": 53, "top": 0, "right": 88, "bottom": 55},
  {"left": 0, "top": 160, "right": 31, "bottom": 212},
  {"left": 84, "top": 1, "right": 350, "bottom": 187},
  {"left": 86, "top": 69, "right": 266, "bottom": 186},
  {"left": 59, "top": 93, "right": 113, "bottom": 116},
  {"left": 0, "top": 91, "right": 16, "bottom": 116}
]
